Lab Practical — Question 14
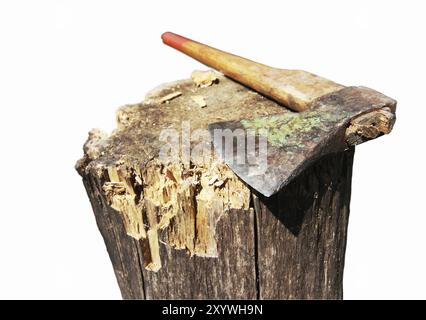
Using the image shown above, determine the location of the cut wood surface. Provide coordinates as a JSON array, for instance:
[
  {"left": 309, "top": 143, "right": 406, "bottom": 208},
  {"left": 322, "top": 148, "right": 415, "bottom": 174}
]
[{"left": 76, "top": 72, "right": 393, "bottom": 299}]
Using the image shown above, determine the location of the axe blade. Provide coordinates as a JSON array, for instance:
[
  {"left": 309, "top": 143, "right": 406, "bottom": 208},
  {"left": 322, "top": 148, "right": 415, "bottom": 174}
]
[{"left": 208, "top": 86, "right": 396, "bottom": 197}]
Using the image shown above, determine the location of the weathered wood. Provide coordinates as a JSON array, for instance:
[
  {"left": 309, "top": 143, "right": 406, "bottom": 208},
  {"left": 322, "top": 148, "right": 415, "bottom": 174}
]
[
  {"left": 81, "top": 166, "right": 257, "bottom": 299},
  {"left": 76, "top": 73, "right": 387, "bottom": 299},
  {"left": 81, "top": 173, "right": 145, "bottom": 299},
  {"left": 79, "top": 148, "right": 353, "bottom": 299},
  {"left": 254, "top": 148, "right": 354, "bottom": 299},
  {"left": 346, "top": 108, "right": 396, "bottom": 146},
  {"left": 140, "top": 208, "right": 257, "bottom": 299}
]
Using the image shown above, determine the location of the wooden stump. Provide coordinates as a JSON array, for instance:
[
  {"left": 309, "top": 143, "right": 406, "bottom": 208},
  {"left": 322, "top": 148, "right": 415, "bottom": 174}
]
[{"left": 76, "top": 72, "right": 380, "bottom": 299}]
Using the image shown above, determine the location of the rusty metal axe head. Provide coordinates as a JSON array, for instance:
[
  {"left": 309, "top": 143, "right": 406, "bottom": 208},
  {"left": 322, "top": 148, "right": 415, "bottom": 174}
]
[{"left": 162, "top": 32, "right": 397, "bottom": 197}]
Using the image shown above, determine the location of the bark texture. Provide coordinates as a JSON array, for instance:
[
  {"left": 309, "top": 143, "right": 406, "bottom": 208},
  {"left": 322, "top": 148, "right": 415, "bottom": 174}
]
[{"left": 253, "top": 149, "right": 354, "bottom": 299}]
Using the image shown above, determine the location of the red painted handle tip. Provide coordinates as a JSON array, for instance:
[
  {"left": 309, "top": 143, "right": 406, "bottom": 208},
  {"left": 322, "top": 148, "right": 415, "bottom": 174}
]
[{"left": 161, "top": 32, "right": 191, "bottom": 50}]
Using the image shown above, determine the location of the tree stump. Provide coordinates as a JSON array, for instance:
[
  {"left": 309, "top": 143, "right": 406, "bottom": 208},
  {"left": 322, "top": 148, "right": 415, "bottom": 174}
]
[{"left": 76, "top": 72, "right": 394, "bottom": 299}]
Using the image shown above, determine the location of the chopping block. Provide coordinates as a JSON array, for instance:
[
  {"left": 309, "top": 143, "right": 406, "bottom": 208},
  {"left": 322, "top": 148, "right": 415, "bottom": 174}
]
[{"left": 76, "top": 35, "right": 396, "bottom": 299}]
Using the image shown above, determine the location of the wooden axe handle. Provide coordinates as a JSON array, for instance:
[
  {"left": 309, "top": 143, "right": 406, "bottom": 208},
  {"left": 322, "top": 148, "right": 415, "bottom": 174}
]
[{"left": 162, "top": 32, "right": 344, "bottom": 112}]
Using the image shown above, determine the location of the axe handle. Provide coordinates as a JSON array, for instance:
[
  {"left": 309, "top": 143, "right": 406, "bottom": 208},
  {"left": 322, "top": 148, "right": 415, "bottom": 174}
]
[{"left": 162, "top": 32, "right": 344, "bottom": 112}]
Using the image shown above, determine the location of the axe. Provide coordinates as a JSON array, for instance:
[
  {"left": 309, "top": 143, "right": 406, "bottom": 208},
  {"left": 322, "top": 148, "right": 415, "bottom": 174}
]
[{"left": 162, "top": 32, "right": 396, "bottom": 197}]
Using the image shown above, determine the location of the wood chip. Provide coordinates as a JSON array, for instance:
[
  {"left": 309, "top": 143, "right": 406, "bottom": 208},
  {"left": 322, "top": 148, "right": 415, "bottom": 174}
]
[
  {"left": 214, "top": 180, "right": 225, "bottom": 188},
  {"left": 208, "top": 175, "right": 219, "bottom": 185},
  {"left": 159, "top": 91, "right": 182, "bottom": 104},
  {"left": 191, "top": 70, "right": 219, "bottom": 87},
  {"left": 191, "top": 95, "right": 207, "bottom": 108}
]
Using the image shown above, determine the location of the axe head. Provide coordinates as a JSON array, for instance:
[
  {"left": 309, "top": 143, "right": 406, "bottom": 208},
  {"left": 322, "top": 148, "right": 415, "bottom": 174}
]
[{"left": 208, "top": 86, "right": 396, "bottom": 197}]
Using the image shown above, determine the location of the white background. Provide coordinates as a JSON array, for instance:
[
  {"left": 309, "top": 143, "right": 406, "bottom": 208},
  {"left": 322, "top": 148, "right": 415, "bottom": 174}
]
[{"left": 0, "top": 0, "right": 425, "bottom": 299}]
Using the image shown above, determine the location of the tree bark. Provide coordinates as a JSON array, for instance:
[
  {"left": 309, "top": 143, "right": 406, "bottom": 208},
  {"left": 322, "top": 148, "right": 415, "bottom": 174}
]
[{"left": 253, "top": 148, "right": 354, "bottom": 299}]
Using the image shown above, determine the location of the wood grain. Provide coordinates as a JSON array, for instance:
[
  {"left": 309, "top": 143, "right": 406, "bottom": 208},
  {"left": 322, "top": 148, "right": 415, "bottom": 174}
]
[{"left": 253, "top": 149, "right": 354, "bottom": 299}]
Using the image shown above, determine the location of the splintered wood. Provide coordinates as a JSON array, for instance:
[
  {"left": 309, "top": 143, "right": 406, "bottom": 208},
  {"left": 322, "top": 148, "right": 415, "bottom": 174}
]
[
  {"left": 346, "top": 107, "right": 396, "bottom": 146},
  {"left": 77, "top": 71, "right": 269, "bottom": 272}
]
